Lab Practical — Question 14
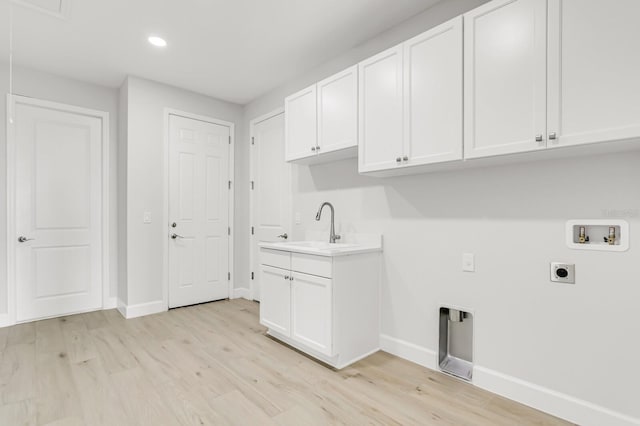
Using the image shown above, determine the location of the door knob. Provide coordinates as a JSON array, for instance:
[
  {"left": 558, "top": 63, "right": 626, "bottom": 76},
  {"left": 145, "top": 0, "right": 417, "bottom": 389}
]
[
  {"left": 18, "top": 236, "right": 34, "bottom": 243},
  {"left": 171, "top": 233, "right": 184, "bottom": 239},
  {"left": 277, "top": 233, "right": 288, "bottom": 240}
]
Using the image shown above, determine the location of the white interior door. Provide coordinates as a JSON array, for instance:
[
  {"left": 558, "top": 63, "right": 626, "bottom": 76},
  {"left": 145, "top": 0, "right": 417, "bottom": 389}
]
[
  {"left": 169, "top": 115, "right": 230, "bottom": 308},
  {"left": 251, "top": 112, "right": 291, "bottom": 301},
  {"left": 14, "top": 100, "right": 103, "bottom": 322}
]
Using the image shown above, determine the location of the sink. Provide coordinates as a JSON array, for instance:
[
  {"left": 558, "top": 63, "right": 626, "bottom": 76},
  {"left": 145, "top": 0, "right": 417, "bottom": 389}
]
[
  {"left": 281, "top": 241, "right": 358, "bottom": 250},
  {"left": 259, "top": 236, "right": 382, "bottom": 257}
]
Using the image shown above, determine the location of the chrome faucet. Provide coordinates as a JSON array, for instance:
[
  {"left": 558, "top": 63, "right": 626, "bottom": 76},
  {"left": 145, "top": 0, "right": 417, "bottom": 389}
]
[{"left": 315, "top": 202, "right": 341, "bottom": 243}]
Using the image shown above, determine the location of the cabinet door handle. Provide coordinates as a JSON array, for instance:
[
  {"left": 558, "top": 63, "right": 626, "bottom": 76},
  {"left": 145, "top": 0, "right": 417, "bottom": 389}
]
[
  {"left": 289, "top": 276, "right": 294, "bottom": 281},
  {"left": 284, "top": 275, "right": 290, "bottom": 280},
  {"left": 535, "top": 134, "right": 544, "bottom": 142},
  {"left": 402, "top": 156, "right": 409, "bottom": 162},
  {"left": 311, "top": 146, "right": 316, "bottom": 152},
  {"left": 315, "top": 146, "right": 320, "bottom": 151},
  {"left": 396, "top": 157, "right": 402, "bottom": 163},
  {"left": 549, "top": 132, "right": 557, "bottom": 140}
]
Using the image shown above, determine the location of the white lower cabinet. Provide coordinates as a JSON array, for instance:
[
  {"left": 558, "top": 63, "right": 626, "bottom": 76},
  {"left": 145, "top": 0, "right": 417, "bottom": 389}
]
[
  {"left": 291, "top": 272, "right": 332, "bottom": 356},
  {"left": 259, "top": 265, "right": 291, "bottom": 336},
  {"left": 259, "top": 248, "right": 381, "bottom": 369}
]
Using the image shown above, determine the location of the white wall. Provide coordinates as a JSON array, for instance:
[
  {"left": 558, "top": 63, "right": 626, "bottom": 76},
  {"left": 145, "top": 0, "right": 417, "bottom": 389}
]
[
  {"left": 242, "top": 0, "right": 640, "bottom": 423},
  {"left": 0, "top": 63, "right": 120, "bottom": 314},
  {"left": 122, "top": 76, "right": 245, "bottom": 306},
  {"left": 118, "top": 78, "right": 129, "bottom": 305}
]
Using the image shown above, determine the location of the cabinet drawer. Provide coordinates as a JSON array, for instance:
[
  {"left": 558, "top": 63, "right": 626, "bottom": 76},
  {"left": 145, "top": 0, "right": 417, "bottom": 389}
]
[
  {"left": 260, "top": 248, "right": 291, "bottom": 270},
  {"left": 291, "top": 253, "right": 332, "bottom": 278}
]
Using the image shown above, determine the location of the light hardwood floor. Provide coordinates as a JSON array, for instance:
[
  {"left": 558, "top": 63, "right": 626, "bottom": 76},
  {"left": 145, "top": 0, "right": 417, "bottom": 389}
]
[{"left": 0, "top": 299, "right": 571, "bottom": 425}]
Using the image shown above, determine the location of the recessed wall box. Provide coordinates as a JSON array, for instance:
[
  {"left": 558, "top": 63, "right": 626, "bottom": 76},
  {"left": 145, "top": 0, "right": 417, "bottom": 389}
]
[
  {"left": 566, "top": 220, "right": 629, "bottom": 252},
  {"left": 439, "top": 306, "right": 473, "bottom": 381}
]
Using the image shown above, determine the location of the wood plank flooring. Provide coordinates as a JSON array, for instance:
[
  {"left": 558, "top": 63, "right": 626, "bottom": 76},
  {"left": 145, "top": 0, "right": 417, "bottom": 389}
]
[{"left": 0, "top": 299, "right": 571, "bottom": 425}]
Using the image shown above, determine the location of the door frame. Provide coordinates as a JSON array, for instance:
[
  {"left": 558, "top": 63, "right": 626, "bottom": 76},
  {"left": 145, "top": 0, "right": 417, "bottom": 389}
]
[
  {"left": 162, "top": 108, "right": 235, "bottom": 310},
  {"left": 5, "top": 94, "right": 111, "bottom": 326},
  {"left": 249, "top": 107, "right": 290, "bottom": 301}
]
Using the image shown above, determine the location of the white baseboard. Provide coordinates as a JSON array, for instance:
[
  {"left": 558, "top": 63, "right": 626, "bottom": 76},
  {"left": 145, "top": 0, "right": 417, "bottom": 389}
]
[
  {"left": 0, "top": 313, "right": 11, "bottom": 328},
  {"left": 379, "top": 334, "right": 639, "bottom": 426},
  {"left": 231, "top": 287, "right": 252, "bottom": 300},
  {"left": 380, "top": 334, "right": 438, "bottom": 370},
  {"left": 117, "top": 299, "right": 166, "bottom": 319},
  {"left": 474, "top": 367, "right": 640, "bottom": 426}
]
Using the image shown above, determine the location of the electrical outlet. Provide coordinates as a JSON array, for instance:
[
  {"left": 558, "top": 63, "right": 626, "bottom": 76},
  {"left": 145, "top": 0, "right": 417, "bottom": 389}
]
[
  {"left": 462, "top": 253, "right": 475, "bottom": 272},
  {"left": 550, "top": 262, "right": 575, "bottom": 284},
  {"left": 143, "top": 212, "right": 152, "bottom": 224}
]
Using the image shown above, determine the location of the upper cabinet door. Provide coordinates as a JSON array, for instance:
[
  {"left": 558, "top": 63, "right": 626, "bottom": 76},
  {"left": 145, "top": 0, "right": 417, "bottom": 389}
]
[
  {"left": 464, "top": 0, "right": 548, "bottom": 159},
  {"left": 547, "top": 0, "right": 640, "bottom": 148},
  {"left": 317, "top": 65, "right": 358, "bottom": 155},
  {"left": 285, "top": 84, "right": 317, "bottom": 161},
  {"left": 403, "top": 16, "right": 463, "bottom": 166},
  {"left": 358, "top": 45, "right": 404, "bottom": 173}
]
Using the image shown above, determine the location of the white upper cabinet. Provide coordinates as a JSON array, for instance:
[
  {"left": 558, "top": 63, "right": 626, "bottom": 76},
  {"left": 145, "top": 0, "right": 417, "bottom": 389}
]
[
  {"left": 285, "top": 84, "right": 317, "bottom": 161},
  {"left": 359, "top": 18, "right": 463, "bottom": 175},
  {"left": 547, "top": 0, "right": 640, "bottom": 148},
  {"left": 285, "top": 66, "right": 358, "bottom": 163},
  {"left": 464, "top": 0, "right": 548, "bottom": 159},
  {"left": 317, "top": 65, "right": 358, "bottom": 155},
  {"left": 403, "top": 16, "right": 463, "bottom": 166},
  {"left": 358, "top": 45, "right": 404, "bottom": 173}
]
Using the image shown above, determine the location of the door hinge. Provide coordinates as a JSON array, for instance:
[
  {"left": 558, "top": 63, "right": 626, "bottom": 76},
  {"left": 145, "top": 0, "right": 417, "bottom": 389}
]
[
  {"left": 251, "top": 226, "right": 254, "bottom": 235},
  {"left": 251, "top": 136, "right": 255, "bottom": 145},
  {"left": 228, "top": 180, "right": 232, "bottom": 189},
  {"left": 251, "top": 181, "right": 254, "bottom": 190},
  {"left": 228, "top": 272, "right": 231, "bottom": 280},
  {"left": 228, "top": 227, "right": 231, "bottom": 236},
  {"left": 251, "top": 272, "right": 254, "bottom": 280}
]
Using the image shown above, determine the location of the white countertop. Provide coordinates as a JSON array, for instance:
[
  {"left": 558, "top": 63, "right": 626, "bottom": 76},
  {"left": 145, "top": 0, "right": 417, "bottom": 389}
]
[{"left": 258, "top": 233, "right": 382, "bottom": 257}]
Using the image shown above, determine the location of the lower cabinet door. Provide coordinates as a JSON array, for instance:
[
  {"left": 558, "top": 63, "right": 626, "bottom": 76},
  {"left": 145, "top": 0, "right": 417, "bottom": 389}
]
[
  {"left": 259, "top": 265, "right": 291, "bottom": 336},
  {"left": 291, "top": 272, "right": 333, "bottom": 356}
]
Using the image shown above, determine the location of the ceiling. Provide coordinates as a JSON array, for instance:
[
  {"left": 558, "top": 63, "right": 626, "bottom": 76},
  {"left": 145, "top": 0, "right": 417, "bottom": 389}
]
[{"left": 0, "top": 0, "right": 441, "bottom": 104}]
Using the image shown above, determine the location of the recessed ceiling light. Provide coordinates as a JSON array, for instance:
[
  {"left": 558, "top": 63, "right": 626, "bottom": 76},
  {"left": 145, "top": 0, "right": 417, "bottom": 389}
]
[{"left": 148, "top": 36, "right": 167, "bottom": 47}]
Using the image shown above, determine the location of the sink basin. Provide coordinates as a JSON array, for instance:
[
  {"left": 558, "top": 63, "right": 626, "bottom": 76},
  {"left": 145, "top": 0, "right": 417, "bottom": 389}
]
[
  {"left": 281, "top": 241, "right": 358, "bottom": 250},
  {"left": 258, "top": 237, "right": 382, "bottom": 257}
]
